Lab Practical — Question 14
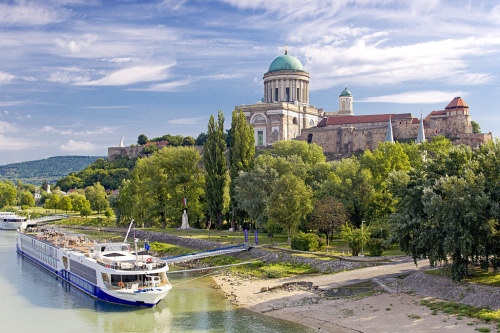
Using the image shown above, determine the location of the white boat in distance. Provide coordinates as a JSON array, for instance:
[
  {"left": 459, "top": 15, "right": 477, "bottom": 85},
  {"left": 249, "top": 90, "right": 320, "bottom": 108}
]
[
  {"left": 17, "top": 229, "right": 172, "bottom": 307},
  {"left": 0, "top": 212, "right": 28, "bottom": 230}
]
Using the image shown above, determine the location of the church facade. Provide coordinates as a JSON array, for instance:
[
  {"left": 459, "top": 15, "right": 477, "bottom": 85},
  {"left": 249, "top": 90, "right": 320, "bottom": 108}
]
[{"left": 236, "top": 51, "right": 492, "bottom": 155}]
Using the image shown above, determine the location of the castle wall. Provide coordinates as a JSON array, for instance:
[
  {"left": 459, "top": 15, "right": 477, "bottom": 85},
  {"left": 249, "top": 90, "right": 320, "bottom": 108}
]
[
  {"left": 299, "top": 111, "right": 486, "bottom": 156},
  {"left": 108, "top": 146, "right": 144, "bottom": 161}
]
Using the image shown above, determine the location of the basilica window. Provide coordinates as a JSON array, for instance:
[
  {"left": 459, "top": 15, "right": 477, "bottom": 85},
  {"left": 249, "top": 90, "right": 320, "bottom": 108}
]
[
  {"left": 252, "top": 114, "right": 267, "bottom": 124},
  {"left": 275, "top": 88, "right": 278, "bottom": 102},
  {"left": 257, "top": 131, "right": 264, "bottom": 146},
  {"left": 292, "top": 117, "right": 298, "bottom": 125},
  {"left": 297, "top": 88, "right": 300, "bottom": 102},
  {"left": 286, "top": 87, "right": 290, "bottom": 102},
  {"left": 309, "top": 119, "right": 314, "bottom": 126}
]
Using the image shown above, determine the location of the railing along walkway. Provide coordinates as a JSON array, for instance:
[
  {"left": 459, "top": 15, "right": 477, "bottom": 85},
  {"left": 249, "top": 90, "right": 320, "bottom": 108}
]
[{"left": 161, "top": 244, "right": 248, "bottom": 264}]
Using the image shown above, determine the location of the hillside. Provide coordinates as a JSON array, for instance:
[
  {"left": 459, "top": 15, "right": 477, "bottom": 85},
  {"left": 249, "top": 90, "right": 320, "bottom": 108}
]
[{"left": 0, "top": 156, "right": 104, "bottom": 186}]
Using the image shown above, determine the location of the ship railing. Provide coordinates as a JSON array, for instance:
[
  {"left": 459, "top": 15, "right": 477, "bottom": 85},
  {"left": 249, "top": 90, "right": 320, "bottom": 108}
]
[
  {"left": 105, "top": 280, "right": 167, "bottom": 291},
  {"left": 96, "top": 260, "right": 167, "bottom": 271}
]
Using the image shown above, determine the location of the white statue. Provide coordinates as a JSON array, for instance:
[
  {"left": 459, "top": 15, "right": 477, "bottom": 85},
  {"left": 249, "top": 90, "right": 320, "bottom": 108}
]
[
  {"left": 181, "top": 210, "right": 190, "bottom": 229},
  {"left": 119, "top": 137, "right": 125, "bottom": 147}
]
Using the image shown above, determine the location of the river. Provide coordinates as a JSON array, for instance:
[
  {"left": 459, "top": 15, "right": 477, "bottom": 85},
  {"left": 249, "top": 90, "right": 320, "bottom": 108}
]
[{"left": 0, "top": 231, "right": 315, "bottom": 332}]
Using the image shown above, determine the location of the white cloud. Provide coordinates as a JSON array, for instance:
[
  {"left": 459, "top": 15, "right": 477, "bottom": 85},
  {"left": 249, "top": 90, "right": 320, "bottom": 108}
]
[
  {"left": 103, "top": 57, "right": 137, "bottom": 63},
  {"left": 0, "top": 135, "right": 33, "bottom": 150},
  {"left": 0, "top": 120, "right": 17, "bottom": 133},
  {"left": 42, "top": 125, "right": 114, "bottom": 136},
  {"left": 167, "top": 117, "right": 204, "bottom": 125},
  {"left": 0, "top": 71, "right": 15, "bottom": 84},
  {"left": 84, "top": 105, "right": 132, "bottom": 109},
  {"left": 304, "top": 36, "right": 500, "bottom": 89},
  {"left": 0, "top": 101, "right": 24, "bottom": 107},
  {"left": 48, "top": 70, "right": 90, "bottom": 84},
  {"left": 0, "top": 1, "right": 68, "bottom": 26},
  {"left": 55, "top": 34, "right": 98, "bottom": 54},
  {"left": 77, "top": 64, "right": 175, "bottom": 86},
  {"left": 359, "top": 90, "right": 468, "bottom": 104},
  {"left": 60, "top": 140, "right": 96, "bottom": 151},
  {"left": 137, "top": 78, "right": 194, "bottom": 92}
]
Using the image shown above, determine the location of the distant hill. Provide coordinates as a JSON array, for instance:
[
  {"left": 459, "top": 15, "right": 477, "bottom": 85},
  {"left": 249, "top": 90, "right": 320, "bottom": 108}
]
[{"left": 0, "top": 156, "right": 104, "bottom": 186}]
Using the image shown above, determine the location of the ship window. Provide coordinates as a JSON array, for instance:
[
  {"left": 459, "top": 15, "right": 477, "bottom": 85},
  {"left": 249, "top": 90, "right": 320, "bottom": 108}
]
[{"left": 111, "top": 274, "right": 140, "bottom": 283}]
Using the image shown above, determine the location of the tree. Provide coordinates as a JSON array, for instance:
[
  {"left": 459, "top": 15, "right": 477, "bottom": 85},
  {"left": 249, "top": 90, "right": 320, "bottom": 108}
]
[
  {"left": 307, "top": 197, "right": 348, "bottom": 245},
  {"left": 266, "top": 174, "right": 313, "bottom": 246},
  {"left": 228, "top": 110, "right": 255, "bottom": 230},
  {"left": 70, "top": 193, "right": 88, "bottom": 211},
  {"left": 85, "top": 182, "right": 109, "bottom": 216},
  {"left": 149, "top": 147, "right": 205, "bottom": 228},
  {"left": 203, "top": 111, "right": 229, "bottom": 228},
  {"left": 80, "top": 206, "right": 92, "bottom": 217},
  {"left": 19, "top": 191, "right": 35, "bottom": 207},
  {"left": 390, "top": 155, "right": 497, "bottom": 281},
  {"left": 195, "top": 132, "right": 207, "bottom": 145},
  {"left": 116, "top": 147, "right": 205, "bottom": 228},
  {"left": 137, "top": 134, "right": 149, "bottom": 145},
  {"left": 43, "top": 194, "right": 60, "bottom": 213},
  {"left": 471, "top": 121, "right": 481, "bottom": 134},
  {"left": 41, "top": 180, "right": 48, "bottom": 192},
  {"left": 340, "top": 223, "right": 370, "bottom": 256},
  {"left": 360, "top": 142, "right": 411, "bottom": 190},
  {"left": 58, "top": 196, "right": 72, "bottom": 214},
  {"left": 270, "top": 140, "right": 326, "bottom": 166},
  {"left": 319, "top": 158, "right": 375, "bottom": 227},
  {"left": 105, "top": 207, "right": 113, "bottom": 219},
  {"left": 182, "top": 136, "right": 195, "bottom": 146},
  {"left": 234, "top": 165, "right": 279, "bottom": 228}
]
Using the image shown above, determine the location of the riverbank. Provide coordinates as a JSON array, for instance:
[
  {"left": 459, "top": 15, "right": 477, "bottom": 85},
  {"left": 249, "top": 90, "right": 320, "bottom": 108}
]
[
  {"left": 213, "top": 269, "right": 500, "bottom": 333},
  {"left": 60, "top": 226, "right": 499, "bottom": 332}
]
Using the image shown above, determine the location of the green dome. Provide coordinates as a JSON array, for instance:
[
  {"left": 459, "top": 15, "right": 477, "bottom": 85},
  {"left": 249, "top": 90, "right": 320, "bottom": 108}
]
[
  {"left": 340, "top": 87, "right": 352, "bottom": 97},
  {"left": 268, "top": 54, "right": 305, "bottom": 73}
]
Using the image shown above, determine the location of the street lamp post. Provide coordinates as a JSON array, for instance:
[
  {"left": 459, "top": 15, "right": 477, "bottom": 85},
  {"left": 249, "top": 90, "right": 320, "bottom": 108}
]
[{"left": 361, "top": 221, "right": 365, "bottom": 256}]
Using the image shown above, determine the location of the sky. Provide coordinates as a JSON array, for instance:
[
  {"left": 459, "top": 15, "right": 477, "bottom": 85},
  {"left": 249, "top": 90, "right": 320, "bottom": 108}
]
[{"left": 0, "top": 0, "right": 499, "bottom": 165}]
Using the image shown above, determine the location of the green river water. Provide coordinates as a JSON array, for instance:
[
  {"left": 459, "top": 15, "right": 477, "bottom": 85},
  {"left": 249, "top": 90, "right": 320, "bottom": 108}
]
[{"left": 0, "top": 231, "right": 315, "bottom": 332}]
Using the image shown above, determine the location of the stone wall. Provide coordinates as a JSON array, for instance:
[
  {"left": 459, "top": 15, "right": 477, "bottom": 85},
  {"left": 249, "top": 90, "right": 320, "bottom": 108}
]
[{"left": 107, "top": 146, "right": 144, "bottom": 161}]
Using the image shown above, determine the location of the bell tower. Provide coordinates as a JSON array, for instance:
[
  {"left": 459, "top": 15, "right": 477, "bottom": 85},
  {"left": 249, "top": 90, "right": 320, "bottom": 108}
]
[{"left": 339, "top": 86, "right": 354, "bottom": 115}]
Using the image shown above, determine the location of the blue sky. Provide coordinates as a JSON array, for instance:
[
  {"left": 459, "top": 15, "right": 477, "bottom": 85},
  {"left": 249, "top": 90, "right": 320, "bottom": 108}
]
[{"left": 0, "top": 0, "right": 499, "bottom": 164}]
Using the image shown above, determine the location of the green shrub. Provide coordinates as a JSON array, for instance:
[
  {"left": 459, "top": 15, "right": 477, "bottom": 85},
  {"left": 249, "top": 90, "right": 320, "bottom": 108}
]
[
  {"left": 80, "top": 206, "right": 92, "bottom": 217},
  {"left": 367, "top": 238, "right": 386, "bottom": 257},
  {"left": 291, "top": 232, "right": 319, "bottom": 251}
]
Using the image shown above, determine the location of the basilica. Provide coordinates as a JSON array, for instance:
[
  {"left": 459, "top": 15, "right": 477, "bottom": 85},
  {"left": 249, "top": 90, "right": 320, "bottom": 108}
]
[{"left": 236, "top": 50, "right": 492, "bottom": 157}]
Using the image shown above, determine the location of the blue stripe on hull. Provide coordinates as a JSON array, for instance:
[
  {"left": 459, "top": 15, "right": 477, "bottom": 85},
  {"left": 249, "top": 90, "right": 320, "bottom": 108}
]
[{"left": 16, "top": 245, "right": 157, "bottom": 307}]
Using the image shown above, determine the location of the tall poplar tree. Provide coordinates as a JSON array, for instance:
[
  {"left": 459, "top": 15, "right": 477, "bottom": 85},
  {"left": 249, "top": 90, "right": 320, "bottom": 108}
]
[
  {"left": 229, "top": 110, "right": 255, "bottom": 230},
  {"left": 204, "top": 110, "right": 229, "bottom": 229}
]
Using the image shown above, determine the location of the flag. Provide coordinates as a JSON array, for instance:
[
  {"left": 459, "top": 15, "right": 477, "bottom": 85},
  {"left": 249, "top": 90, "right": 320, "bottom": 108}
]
[
  {"left": 183, "top": 197, "right": 187, "bottom": 206},
  {"left": 145, "top": 243, "right": 150, "bottom": 251}
]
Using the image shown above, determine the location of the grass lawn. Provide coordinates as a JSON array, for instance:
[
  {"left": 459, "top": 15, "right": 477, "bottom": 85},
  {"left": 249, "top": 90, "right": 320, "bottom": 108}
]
[
  {"left": 425, "top": 267, "right": 500, "bottom": 287},
  {"left": 420, "top": 299, "right": 500, "bottom": 325},
  {"left": 51, "top": 216, "right": 405, "bottom": 258}
]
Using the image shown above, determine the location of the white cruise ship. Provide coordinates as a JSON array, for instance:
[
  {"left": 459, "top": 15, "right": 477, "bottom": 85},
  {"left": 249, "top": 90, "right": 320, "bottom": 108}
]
[
  {"left": 0, "top": 212, "right": 28, "bottom": 230},
  {"left": 17, "top": 229, "right": 172, "bottom": 307}
]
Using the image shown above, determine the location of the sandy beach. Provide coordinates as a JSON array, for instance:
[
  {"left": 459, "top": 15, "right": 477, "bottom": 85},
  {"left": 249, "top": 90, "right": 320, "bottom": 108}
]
[{"left": 212, "top": 262, "right": 498, "bottom": 333}]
